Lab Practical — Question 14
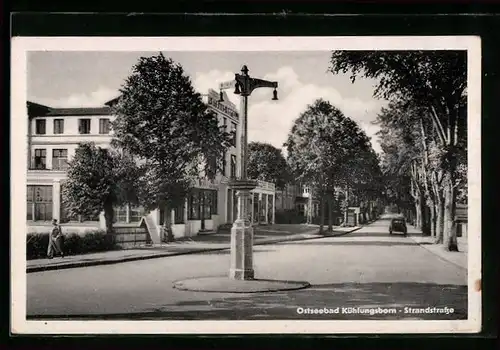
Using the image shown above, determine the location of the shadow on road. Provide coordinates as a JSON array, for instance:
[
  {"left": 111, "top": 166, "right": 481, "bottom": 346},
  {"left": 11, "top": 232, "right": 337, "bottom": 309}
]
[
  {"left": 198, "top": 248, "right": 277, "bottom": 256},
  {"left": 278, "top": 241, "right": 420, "bottom": 247},
  {"left": 28, "top": 282, "right": 467, "bottom": 321}
]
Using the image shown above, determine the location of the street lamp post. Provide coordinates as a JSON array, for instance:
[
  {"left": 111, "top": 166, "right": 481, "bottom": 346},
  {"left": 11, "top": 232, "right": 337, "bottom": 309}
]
[{"left": 219, "top": 65, "right": 278, "bottom": 280}]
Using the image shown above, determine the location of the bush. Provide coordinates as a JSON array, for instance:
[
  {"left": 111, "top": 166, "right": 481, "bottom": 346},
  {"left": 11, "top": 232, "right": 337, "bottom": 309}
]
[
  {"left": 26, "top": 230, "right": 118, "bottom": 260},
  {"left": 275, "top": 209, "right": 306, "bottom": 224},
  {"left": 312, "top": 213, "right": 342, "bottom": 226},
  {"left": 26, "top": 233, "right": 50, "bottom": 259}
]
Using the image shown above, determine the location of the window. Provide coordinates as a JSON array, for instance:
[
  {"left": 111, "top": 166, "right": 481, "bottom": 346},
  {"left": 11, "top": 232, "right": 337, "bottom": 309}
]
[
  {"left": 99, "top": 118, "right": 110, "bottom": 134},
  {"left": 174, "top": 202, "right": 185, "bottom": 224},
  {"left": 223, "top": 117, "right": 227, "bottom": 129},
  {"left": 113, "top": 205, "right": 144, "bottom": 223},
  {"left": 211, "top": 190, "right": 218, "bottom": 215},
  {"left": 230, "top": 122, "right": 237, "bottom": 146},
  {"left": 203, "top": 191, "right": 212, "bottom": 218},
  {"left": 222, "top": 151, "right": 227, "bottom": 176},
  {"left": 297, "top": 204, "right": 305, "bottom": 216},
  {"left": 33, "top": 149, "right": 46, "bottom": 169},
  {"left": 27, "top": 185, "right": 52, "bottom": 221},
  {"left": 35, "top": 119, "right": 46, "bottom": 135},
  {"left": 53, "top": 119, "right": 64, "bottom": 134},
  {"left": 185, "top": 190, "right": 218, "bottom": 221},
  {"left": 230, "top": 155, "right": 237, "bottom": 179},
  {"left": 188, "top": 190, "right": 200, "bottom": 220},
  {"left": 129, "top": 205, "right": 144, "bottom": 222},
  {"left": 52, "top": 149, "right": 68, "bottom": 170},
  {"left": 78, "top": 119, "right": 91, "bottom": 134},
  {"left": 26, "top": 186, "right": 34, "bottom": 220},
  {"left": 113, "top": 206, "right": 128, "bottom": 223}
]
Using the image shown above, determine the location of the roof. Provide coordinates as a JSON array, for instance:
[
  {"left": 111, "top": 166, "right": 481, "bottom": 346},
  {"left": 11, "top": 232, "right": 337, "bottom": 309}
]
[
  {"left": 27, "top": 101, "right": 112, "bottom": 117},
  {"left": 104, "top": 96, "right": 120, "bottom": 106},
  {"left": 45, "top": 107, "right": 112, "bottom": 116},
  {"left": 27, "top": 101, "right": 51, "bottom": 117}
]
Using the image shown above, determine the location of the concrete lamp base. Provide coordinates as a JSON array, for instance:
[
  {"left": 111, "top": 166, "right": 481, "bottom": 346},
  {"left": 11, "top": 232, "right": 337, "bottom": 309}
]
[
  {"left": 228, "top": 179, "right": 258, "bottom": 281},
  {"left": 173, "top": 276, "right": 311, "bottom": 293},
  {"left": 229, "top": 218, "right": 254, "bottom": 280}
]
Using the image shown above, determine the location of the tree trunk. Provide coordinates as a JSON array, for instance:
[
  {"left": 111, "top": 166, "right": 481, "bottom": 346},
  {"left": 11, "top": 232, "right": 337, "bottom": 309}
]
[
  {"left": 327, "top": 195, "right": 333, "bottom": 232},
  {"left": 443, "top": 176, "right": 459, "bottom": 251},
  {"left": 163, "top": 204, "right": 175, "bottom": 243},
  {"left": 319, "top": 196, "right": 325, "bottom": 234},
  {"left": 414, "top": 197, "right": 421, "bottom": 229},
  {"left": 103, "top": 202, "right": 114, "bottom": 234},
  {"left": 428, "top": 202, "right": 436, "bottom": 237},
  {"left": 343, "top": 187, "right": 349, "bottom": 225},
  {"left": 435, "top": 196, "right": 444, "bottom": 244},
  {"left": 419, "top": 193, "right": 429, "bottom": 235},
  {"left": 308, "top": 191, "right": 313, "bottom": 224}
]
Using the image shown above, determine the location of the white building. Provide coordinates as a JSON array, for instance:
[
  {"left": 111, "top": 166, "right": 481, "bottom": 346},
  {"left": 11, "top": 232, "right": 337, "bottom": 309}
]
[{"left": 26, "top": 89, "right": 276, "bottom": 241}]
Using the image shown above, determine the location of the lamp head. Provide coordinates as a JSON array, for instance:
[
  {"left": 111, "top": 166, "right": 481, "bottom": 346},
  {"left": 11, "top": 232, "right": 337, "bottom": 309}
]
[
  {"left": 241, "top": 65, "right": 249, "bottom": 76},
  {"left": 272, "top": 88, "right": 278, "bottom": 101},
  {"left": 234, "top": 82, "right": 241, "bottom": 95}
]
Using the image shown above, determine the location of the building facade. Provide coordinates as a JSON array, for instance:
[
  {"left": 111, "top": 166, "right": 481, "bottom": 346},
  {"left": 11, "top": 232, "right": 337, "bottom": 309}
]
[
  {"left": 26, "top": 89, "right": 276, "bottom": 240},
  {"left": 275, "top": 182, "right": 319, "bottom": 223}
]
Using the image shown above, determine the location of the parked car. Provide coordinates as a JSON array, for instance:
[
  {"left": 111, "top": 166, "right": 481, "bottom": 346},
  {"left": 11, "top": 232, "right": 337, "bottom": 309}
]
[{"left": 389, "top": 217, "right": 407, "bottom": 236}]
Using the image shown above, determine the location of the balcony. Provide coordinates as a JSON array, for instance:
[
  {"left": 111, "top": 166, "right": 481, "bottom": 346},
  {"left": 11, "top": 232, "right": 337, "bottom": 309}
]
[{"left": 255, "top": 180, "right": 275, "bottom": 192}]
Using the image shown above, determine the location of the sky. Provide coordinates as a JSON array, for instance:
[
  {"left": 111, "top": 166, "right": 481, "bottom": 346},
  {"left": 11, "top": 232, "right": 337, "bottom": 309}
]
[{"left": 27, "top": 51, "right": 388, "bottom": 153}]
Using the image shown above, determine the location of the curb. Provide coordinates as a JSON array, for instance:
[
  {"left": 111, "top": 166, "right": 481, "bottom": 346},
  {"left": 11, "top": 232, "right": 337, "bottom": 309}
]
[
  {"left": 172, "top": 276, "right": 311, "bottom": 293},
  {"left": 27, "top": 226, "right": 364, "bottom": 273},
  {"left": 408, "top": 236, "right": 467, "bottom": 270}
]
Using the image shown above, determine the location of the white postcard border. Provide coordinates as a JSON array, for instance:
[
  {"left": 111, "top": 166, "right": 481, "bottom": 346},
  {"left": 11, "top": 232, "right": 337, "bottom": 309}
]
[{"left": 11, "top": 36, "right": 481, "bottom": 334}]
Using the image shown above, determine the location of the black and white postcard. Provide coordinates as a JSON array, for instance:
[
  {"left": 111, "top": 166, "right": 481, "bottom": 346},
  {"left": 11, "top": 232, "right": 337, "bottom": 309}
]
[{"left": 10, "top": 36, "right": 481, "bottom": 334}]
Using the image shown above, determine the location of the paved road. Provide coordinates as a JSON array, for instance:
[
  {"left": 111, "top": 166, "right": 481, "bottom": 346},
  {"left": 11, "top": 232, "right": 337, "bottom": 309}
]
[{"left": 27, "top": 218, "right": 467, "bottom": 320}]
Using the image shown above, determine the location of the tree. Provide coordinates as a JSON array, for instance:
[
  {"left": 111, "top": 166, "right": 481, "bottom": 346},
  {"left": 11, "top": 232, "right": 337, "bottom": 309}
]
[
  {"left": 330, "top": 50, "right": 467, "bottom": 251},
  {"left": 61, "top": 142, "right": 140, "bottom": 234},
  {"left": 285, "top": 99, "right": 378, "bottom": 233},
  {"left": 376, "top": 100, "right": 432, "bottom": 235},
  {"left": 111, "top": 53, "right": 231, "bottom": 242},
  {"left": 247, "top": 142, "right": 290, "bottom": 190}
]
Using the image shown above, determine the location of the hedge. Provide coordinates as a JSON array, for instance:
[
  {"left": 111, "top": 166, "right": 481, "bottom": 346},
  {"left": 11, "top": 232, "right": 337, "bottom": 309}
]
[
  {"left": 275, "top": 209, "right": 307, "bottom": 224},
  {"left": 26, "top": 230, "right": 119, "bottom": 260}
]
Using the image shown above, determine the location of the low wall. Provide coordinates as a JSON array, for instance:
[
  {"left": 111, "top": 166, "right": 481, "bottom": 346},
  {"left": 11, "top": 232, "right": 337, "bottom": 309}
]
[
  {"left": 112, "top": 226, "right": 150, "bottom": 248},
  {"left": 172, "top": 224, "right": 186, "bottom": 239}
]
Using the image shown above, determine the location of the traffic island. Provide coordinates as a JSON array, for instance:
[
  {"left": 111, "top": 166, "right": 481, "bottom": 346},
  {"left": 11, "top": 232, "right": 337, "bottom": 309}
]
[{"left": 173, "top": 276, "right": 311, "bottom": 293}]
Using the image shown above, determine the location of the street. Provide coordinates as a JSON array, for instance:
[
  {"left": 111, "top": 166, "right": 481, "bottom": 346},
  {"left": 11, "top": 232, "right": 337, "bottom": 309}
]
[{"left": 27, "top": 218, "right": 467, "bottom": 320}]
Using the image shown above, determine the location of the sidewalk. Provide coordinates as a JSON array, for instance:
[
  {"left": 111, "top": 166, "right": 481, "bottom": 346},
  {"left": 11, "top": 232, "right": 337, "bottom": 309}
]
[
  {"left": 27, "top": 224, "right": 361, "bottom": 273},
  {"left": 408, "top": 235, "right": 468, "bottom": 270}
]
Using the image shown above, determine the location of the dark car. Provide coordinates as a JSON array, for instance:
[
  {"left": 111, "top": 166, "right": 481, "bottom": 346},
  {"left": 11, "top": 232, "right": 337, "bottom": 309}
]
[{"left": 389, "top": 217, "right": 407, "bottom": 236}]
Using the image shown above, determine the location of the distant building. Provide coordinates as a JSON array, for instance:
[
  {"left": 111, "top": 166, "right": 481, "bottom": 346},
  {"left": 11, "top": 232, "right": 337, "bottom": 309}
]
[
  {"left": 26, "top": 89, "right": 275, "bottom": 241},
  {"left": 275, "top": 182, "right": 319, "bottom": 223},
  {"left": 27, "top": 101, "right": 114, "bottom": 233},
  {"left": 455, "top": 203, "right": 467, "bottom": 239}
]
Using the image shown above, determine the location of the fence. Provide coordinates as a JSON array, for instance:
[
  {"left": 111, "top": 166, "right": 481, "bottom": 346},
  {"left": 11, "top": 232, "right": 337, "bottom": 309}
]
[{"left": 112, "top": 226, "right": 151, "bottom": 248}]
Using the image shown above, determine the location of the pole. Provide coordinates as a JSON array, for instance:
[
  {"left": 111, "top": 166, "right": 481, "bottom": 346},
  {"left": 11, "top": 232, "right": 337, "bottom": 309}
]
[
  {"left": 240, "top": 94, "right": 249, "bottom": 180},
  {"left": 224, "top": 65, "right": 278, "bottom": 281},
  {"left": 229, "top": 73, "right": 255, "bottom": 280}
]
